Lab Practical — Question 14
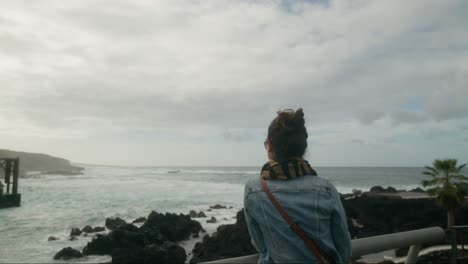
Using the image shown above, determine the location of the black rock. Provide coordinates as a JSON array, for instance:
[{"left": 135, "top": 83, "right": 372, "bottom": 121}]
[
  {"left": 369, "top": 186, "right": 385, "bottom": 192},
  {"left": 48, "top": 236, "right": 59, "bottom": 241},
  {"left": 54, "top": 247, "right": 83, "bottom": 260},
  {"left": 189, "top": 210, "right": 207, "bottom": 218},
  {"left": 141, "top": 211, "right": 203, "bottom": 242},
  {"left": 409, "top": 187, "right": 425, "bottom": 193},
  {"left": 69, "top": 236, "right": 78, "bottom": 241},
  {"left": 81, "top": 225, "right": 93, "bottom": 233},
  {"left": 93, "top": 226, "right": 106, "bottom": 232},
  {"left": 191, "top": 210, "right": 256, "bottom": 263},
  {"left": 83, "top": 234, "right": 117, "bottom": 255},
  {"left": 70, "top": 227, "right": 82, "bottom": 236},
  {"left": 210, "top": 204, "right": 227, "bottom": 209},
  {"left": 82, "top": 225, "right": 94, "bottom": 233},
  {"left": 341, "top": 195, "right": 451, "bottom": 238},
  {"left": 189, "top": 210, "right": 198, "bottom": 218},
  {"left": 111, "top": 241, "right": 186, "bottom": 264},
  {"left": 132, "top": 217, "right": 147, "bottom": 224},
  {"left": 369, "top": 186, "right": 398, "bottom": 193},
  {"left": 83, "top": 225, "right": 105, "bottom": 233},
  {"left": 206, "top": 217, "right": 217, "bottom": 224},
  {"left": 198, "top": 211, "right": 207, "bottom": 218},
  {"left": 143, "top": 241, "right": 186, "bottom": 264},
  {"left": 112, "top": 247, "right": 145, "bottom": 264},
  {"left": 106, "top": 217, "right": 128, "bottom": 230}
]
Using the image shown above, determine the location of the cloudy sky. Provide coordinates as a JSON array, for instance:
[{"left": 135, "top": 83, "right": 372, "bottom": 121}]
[{"left": 1, "top": 0, "right": 467, "bottom": 167}]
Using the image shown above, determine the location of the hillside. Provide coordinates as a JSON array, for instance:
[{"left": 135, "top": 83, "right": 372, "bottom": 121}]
[{"left": 0, "top": 149, "right": 83, "bottom": 177}]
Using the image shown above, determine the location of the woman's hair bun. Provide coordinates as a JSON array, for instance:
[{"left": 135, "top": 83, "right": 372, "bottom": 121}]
[
  {"left": 268, "top": 108, "right": 308, "bottom": 160},
  {"left": 275, "top": 108, "right": 305, "bottom": 130},
  {"left": 292, "top": 108, "right": 305, "bottom": 127}
]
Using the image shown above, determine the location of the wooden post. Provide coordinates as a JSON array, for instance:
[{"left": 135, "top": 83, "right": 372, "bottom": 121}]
[
  {"left": 5, "top": 160, "right": 11, "bottom": 194},
  {"left": 451, "top": 228, "right": 458, "bottom": 264},
  {"left": 13, "top": 158, "right": 19, "bottom": 195}
]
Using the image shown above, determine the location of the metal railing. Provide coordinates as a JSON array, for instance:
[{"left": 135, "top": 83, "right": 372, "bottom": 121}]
[
  {"left": 450, "top": 225, "right": 468, "bottom": 264},
  {"left": 202, "top": 227, "right": 446, "bottom": 264}
]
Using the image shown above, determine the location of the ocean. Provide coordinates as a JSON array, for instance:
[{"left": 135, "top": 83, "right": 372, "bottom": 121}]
[{"left": 0, "top": 165, "right": 427, "bottom": 263}]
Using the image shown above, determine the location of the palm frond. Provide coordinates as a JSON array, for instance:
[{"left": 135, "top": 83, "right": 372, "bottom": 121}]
[
  {"left": 457, "top": 164, "right": 467, "bottom": 173},
  {"left": 453, "top": 174, "right": 468, "bottom": 182},
  {"left": 422, "top": 178, "right": 442, "bottom": 187},
  {"left": 422, "top": 171, "right": 437, "bottom": 177},
  {"left": 426, "top": 187, "right": 441, "bottom": 197}
]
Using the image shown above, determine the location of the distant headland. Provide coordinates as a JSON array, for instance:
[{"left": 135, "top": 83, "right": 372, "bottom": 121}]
[{"left": 0, "top": 149, "right": 83, "bottom": 177}]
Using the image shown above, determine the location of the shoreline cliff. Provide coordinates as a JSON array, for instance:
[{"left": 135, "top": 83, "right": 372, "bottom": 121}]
[{"left": 0, "top": 149, "right": 84, "bottom": 177}]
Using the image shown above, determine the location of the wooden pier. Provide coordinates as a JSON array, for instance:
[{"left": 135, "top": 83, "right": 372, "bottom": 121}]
[{"left": 0, "top": 157, "right": 21, "bottom": 208}]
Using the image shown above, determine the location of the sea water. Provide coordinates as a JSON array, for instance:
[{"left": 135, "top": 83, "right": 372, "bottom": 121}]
[{"left": 0, "top": 165, "right": 427, "bottom": 263}]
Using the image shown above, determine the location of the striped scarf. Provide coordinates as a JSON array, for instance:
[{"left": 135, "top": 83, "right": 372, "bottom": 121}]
[{"left": 261, "top": 157, "right": 317, "bottom": 180}]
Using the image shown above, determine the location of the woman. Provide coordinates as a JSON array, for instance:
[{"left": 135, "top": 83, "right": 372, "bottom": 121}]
[{"left": 244, "top": 108, "right": 351, "bottom": 264}]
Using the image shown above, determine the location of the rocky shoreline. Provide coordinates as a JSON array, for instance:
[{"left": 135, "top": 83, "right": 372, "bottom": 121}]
[{"left": 52, "top": 187, "right": 467, "bottom": 264}]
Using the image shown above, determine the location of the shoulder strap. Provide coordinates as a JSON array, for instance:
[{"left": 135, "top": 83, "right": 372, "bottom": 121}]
[{"left": 260, "top": 177, "right": 335, "bottom": 264}]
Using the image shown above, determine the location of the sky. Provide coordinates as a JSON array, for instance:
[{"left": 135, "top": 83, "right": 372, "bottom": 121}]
[{"left": 0, "top": 0, "right": 467, "bottom": 167}]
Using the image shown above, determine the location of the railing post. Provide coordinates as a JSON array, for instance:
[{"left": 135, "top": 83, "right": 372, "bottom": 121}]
[
  {"left": 405, "top": 244, "right": 421, "bottom": 264},
  {"left": 12, "top": 158, "right": 19, "bottom": 195},
  {"left": 451, "top": 228, "right": 458, "bottom": 264},
  {"left": 5, "top": 160, "right": 11, "bottom": 194}
]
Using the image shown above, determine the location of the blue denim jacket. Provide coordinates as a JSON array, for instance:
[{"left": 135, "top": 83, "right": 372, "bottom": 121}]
[{"left": 244, "top": 175, "right": 352, "bottom": 264}]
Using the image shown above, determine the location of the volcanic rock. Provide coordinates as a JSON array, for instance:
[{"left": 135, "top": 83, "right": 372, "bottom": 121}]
[
  {"left": 409, "top": 187, "right": 425, "bottom": 193},
  {"left": 206, "top": 217, "right": 217, "bottom": 224},
  {"left": 105, "top": 217, "right": 128, "bottom": 230},
  {"left": 48, "top": 236, "right": 59, "bottom": 241},
  {"left": 54, "top": 247, "right": 83, "bottom": 260},
  {"left": 369, "top": 186, "right": 385, "bottom": 192},
  {"left": 82, "top": 225, "right": 93, "bottom": 233},
  {"left": 82, "top": 225, "right": 106, "bottom": 233},
  {"left": 132, "top": 217, "right": 147, "bottom": 224},
  {"left": 144, "top": 242, "right": 186, "bottom": 264},
  {"left": 341, "top": 195, "right": 450, "bottom": 238},
  {"left": 191, "top": 210, "right": 256, "bottom": 263},
  {"left": 210, "top": 204, "right": 227, "bottom": 209},
  {"left": 189, "top": 210, "right": 207, "bottom": 218},
  {"left": 93, "top": 226, "right": 105, "bottom": 232},
  {"left": 141, "top": 211, "right": 203, "bottom": 242},
  {"left": 70, "top": 227, "right": 82, "bottom": 236}
]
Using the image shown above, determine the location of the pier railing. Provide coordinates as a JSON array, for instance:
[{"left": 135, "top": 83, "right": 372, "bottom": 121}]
[{"left": 202, "top": 227, "right": 446, "bottom": 264}]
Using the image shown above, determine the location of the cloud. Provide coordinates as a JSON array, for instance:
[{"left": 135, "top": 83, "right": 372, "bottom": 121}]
[
  {"left": 0, "top": 0, "right": 467, "bottom": 165},
  {"left": 357, "top": 111, "right": 385, "bottom": 125},
  {"left": 390, "top": 110, "right": 427, "bottom": 125}
]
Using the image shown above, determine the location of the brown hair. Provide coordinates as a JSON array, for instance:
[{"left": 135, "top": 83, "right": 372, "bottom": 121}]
[{"left": 267, "top": 108, "right": 308, "bottom": 161}]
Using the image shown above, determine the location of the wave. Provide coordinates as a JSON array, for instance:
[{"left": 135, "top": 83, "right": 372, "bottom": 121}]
[{"left": 177, "top": 169, "right": 259, "bottom": 175}]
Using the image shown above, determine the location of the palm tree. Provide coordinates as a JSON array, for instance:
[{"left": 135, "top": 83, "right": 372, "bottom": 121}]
[{"left": 422, "top": 159, "right": 468, "bottom": 229}]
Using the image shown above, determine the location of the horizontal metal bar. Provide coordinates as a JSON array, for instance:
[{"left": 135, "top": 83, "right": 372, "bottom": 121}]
[
  {"left": 202, "top": 255, "right": 258, "bottom": 264},
  {"left": 202, "top": 227, "right": 446, "bottom": 264},
  {"left": 352, "top": 227, "right": 445, "bottom": 257},
  {"left": 453, "top": 226, "right": 468, "bottom": 229}
]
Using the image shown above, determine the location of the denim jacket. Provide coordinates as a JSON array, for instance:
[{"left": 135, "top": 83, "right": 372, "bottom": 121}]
[{"left": 244, "top": 175, "right": 352, "bottom": 264}]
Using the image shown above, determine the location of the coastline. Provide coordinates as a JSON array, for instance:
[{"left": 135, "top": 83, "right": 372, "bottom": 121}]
[{"left": 1, "top": 164, "right": 458, "bottom": 264}]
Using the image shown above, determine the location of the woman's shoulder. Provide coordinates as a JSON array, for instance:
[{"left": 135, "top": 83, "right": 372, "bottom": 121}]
[
  {"left": 245, "top": 176, "right": 262, "bottom": 193},
  {"left": 245, "top": 174, "right": 336, "bottom": 193}
]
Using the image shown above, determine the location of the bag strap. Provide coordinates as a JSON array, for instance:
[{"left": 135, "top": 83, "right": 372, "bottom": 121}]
[{"left": 260, "top": 176, "right": 335, "bottom": 264}]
